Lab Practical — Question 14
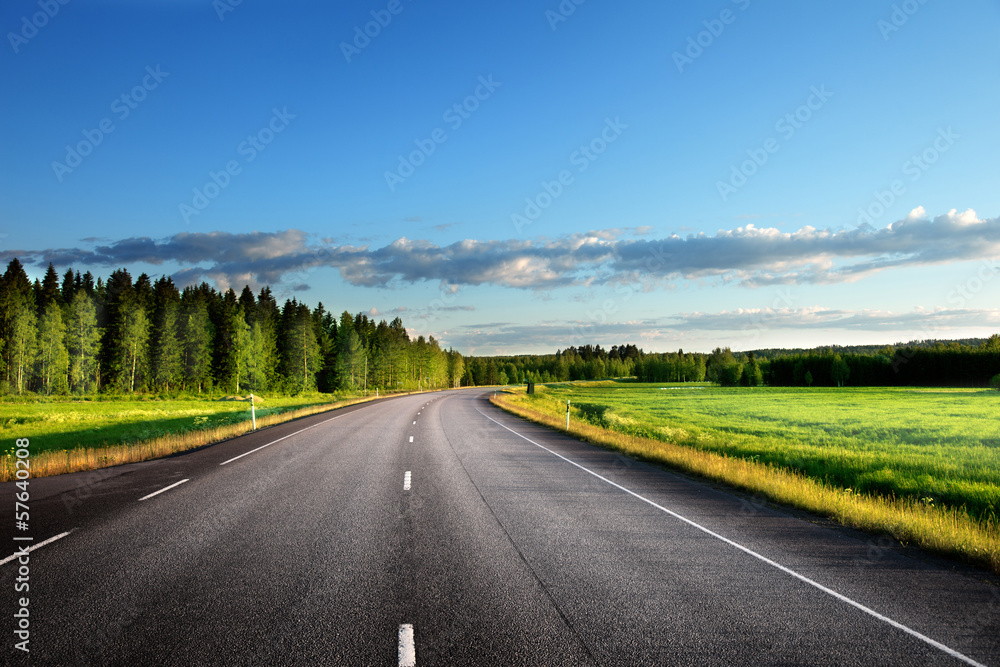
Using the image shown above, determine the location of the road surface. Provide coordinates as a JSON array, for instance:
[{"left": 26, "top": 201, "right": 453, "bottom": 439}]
[{"left": 3, "top": 389, "right": 998, "bottom": 665}]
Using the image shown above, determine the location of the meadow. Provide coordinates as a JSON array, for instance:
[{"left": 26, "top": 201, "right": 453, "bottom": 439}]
[
  {"left": 0, "top": 393, "right": 370, "bottom": 481},
  {"left": 494, "top": 382, "right": 1000, "bottom": 572}
]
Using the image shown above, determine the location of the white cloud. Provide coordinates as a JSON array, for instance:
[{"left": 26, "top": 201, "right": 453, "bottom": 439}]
[{"left": 5, "top": 209, "right": 998, "bottom": 293}]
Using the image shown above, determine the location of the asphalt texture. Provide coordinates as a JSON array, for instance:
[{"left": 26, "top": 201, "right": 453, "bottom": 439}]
[{"left": 2, "top": 389, "right": 998, "bottom": 665}]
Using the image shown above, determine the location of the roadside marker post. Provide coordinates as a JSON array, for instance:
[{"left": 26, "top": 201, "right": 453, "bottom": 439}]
[
  {"left": 567, "top": 399, "right": 570, "bottom": 430},
  {"left": 250, "top": 393, "right": 257, "bottom": 431}
]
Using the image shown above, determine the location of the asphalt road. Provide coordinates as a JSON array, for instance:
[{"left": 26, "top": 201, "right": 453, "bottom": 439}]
[{"left": 3, "top": 389, "right": 998, "bottom": 665}]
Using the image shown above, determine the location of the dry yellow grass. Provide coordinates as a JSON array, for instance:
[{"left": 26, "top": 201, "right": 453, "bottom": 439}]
[{"left": 491, "top": 392, "right": 1000, "bottom": 575}]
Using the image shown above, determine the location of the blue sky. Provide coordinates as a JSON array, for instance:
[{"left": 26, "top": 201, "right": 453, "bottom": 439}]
[{"left": 2, "top": 0, "right": 999, "bottom": 354}]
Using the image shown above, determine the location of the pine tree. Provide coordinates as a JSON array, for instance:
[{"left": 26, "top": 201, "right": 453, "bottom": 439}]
[
  {"left": 61, "top": 269, "right": 77, "bottom": 304},
  {"left": 255, "top": 287, "right": 280, "bottom": 389},
  {"left": 99, "top": 268, "right": 133, "bottom": 390},
  {"left": 284, "top": 303, "right": 321, "bottom": 393},
  {"left": 38, "top": 263, "right": 62, "bottom": 311},
  {"left": 151, "top": 277, "right": 183, "bottom": 391},
  {"left": 0, "top": 259, "right": 36, "bottom": 392},
  {"left": 336, "top": 327, "right": 364, "bottom": 390}
]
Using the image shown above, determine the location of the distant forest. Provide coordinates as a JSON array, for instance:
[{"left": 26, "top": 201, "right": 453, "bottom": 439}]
[
  {"left": 2, "top": 259, "right": 999, "bottom": 395},
  {"left": 470, "top": 339, "right": 1000, "bottom": 388},
  {"left": 0, "top": 260, "right": 463, "bottom": 396}
]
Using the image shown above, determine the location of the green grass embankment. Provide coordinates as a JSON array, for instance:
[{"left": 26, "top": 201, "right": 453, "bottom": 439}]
[{"left": 492, "top": 383, "right": 999, "bottom": 575}]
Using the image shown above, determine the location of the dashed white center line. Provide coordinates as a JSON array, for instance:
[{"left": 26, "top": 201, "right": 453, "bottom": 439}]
[
  {"left": 403, "top": 471, "right": 412, "bottom": 491},
  {"left": 138, "top": 479, "right": 189, "bottom": 501},
  {"left": 0, "top": 530, "right": 74, "bottom": 567},
  {"left": 219, "top": 412, "right": 348, "bottom": 466},
  {"left": 408, "top": 436, "right": 414, "bottom": 443},
  {"left": 412, "top": 421, "right": 416, "bottom": 425},
  {"left": 398, "top": 624, "right": 416, "bottom": 666}
]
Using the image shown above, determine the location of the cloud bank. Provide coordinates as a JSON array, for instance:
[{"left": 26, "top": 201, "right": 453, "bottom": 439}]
[
  {"left": 435, "top": 307, "right": 1000, "bottom": 354},
  {"left": 6, "top": 208, "right": 998, "bottom": 292}
]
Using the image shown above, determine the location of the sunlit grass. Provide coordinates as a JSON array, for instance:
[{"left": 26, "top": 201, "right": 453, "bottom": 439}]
[
  {"left": 0, "top": 392, "right": 406, "bottom": 480},
  {"left": 492, "top": 384, "right": 1000, "bottom": 574}
]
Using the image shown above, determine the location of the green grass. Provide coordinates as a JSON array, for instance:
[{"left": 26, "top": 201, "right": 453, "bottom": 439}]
[
  {"left": 0, "top": 392, "right": 399, "bottom": 480},
  {"left": 492, "top": 387, "right": 999, "bottom": 573},
  {"left": 526, "top": 382, "right": 1000, "bottom": 523},
  {"left": 0, "top": 394, "right": 334, "bottom": 456}
]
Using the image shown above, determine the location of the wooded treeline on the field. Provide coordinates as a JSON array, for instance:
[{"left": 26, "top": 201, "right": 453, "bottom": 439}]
[
  {"left": 0, "top": 260, "right": 464, "bottom": 395},
  {"left": 3, "top": 258, "right": 999, "bottom": 394},
  {"left": 463, "top": 339, "right": 1000, "bottom": 388}
]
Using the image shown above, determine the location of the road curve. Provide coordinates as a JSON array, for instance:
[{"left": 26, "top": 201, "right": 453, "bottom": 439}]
[{"left": 3, "top": 389, "right": 998, "bottom": 665}]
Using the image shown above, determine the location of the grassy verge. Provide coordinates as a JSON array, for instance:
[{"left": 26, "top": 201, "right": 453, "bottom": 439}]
[
  {"left": 491, "top": 390, "right": 1000, "bottom": 575},
  {"left": 550, "top": 383, "right": 1000, "bottom": 522},
  {"left": 1, "top": 391, "right": 417, "bottom": 481}
]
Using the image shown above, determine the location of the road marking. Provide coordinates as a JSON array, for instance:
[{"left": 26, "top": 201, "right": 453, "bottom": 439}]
[
  {"left": 398, "top": 624, "right": 416, "bottom": 666},
  {"left": 138, "top": 479, "right": 189, "bottom": 501},
  {"left": 477, "top": 408, "right": 987, "bottom": 667},
  {"left": 413, "top": 421, "right": 416, "bottom": 425},
  {"left": 403, "top": 471, "right": 412, "bottom": 491},
  {"left": 0, "top": 531, "right": 74, "bottom": 567},
  {"left": 409, "top": 436, "right": 414, "bottom": 443},
  {"left": 220, "top": 412, "right": 347, "bottom": 466}
]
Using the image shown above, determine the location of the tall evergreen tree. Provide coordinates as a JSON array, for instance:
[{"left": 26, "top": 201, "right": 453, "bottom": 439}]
[
  {"left": 284, "top": 303, "right": 321, "bottom": 392},
  {"left": 99, "top": 268, "right": 134, "bottom": 390},
  {"left": 151, "top": 277, "right": 183, "bottom": 391},
  {"left": 0, "top": 259, "right": 37, "bottom": 393},
  {"left": 253, "top": 287, "right": 280, "bottom": 388},
  {"left": 61, "top": 268, "right": 78, "bottom": 304},
  {"left": 180, "top": 291, "right": 213, "bottom": 392},
  {"left": 38, "top": 263, "right": 62, "bottom": 311}
]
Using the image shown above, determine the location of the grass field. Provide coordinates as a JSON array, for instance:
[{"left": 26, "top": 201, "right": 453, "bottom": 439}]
[
  {"left": 494, "top": 382, "right": 1000, "bottom": 572},
  {"left": 0, "top": 395, "right": 327, "bottom": 454},
  {"left": 0, "top": 393, "right": 372, "bottom": 481}
]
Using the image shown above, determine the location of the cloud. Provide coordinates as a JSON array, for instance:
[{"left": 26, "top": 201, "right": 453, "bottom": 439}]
[
  {"left": 4, "top": 209, "right": 998, "bottom": 292},
  {"left": 671, "top": 306, "right": 1000, "bottom": 332},
  {"left": 438, "top": 307, "right": 1000, "bottom": 354}
]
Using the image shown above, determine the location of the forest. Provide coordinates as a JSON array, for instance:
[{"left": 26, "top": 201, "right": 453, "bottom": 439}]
[
  {"left": 2, "top": 258, "right": 999, "bottom": 396},
  {"left": 0, "top": 259, "right": 464, "bottom": 396},
  {"left": 459, "top": 341, "right": 1000, "bottom": 389}
]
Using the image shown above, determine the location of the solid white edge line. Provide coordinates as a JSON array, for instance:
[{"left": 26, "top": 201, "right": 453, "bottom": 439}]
[
  {"left": 0, "top": 530, "right": 74, "bottom": 567},
  {"left": 398, "top": 623, "right": 416, "bottom": 666},
  {"left": 219, "top": 412, "right": 347, "bottom": 466},
  {"left": 138, "top": 478, "right": 189, "bottom": 501},
  {"left": 476, "top": 407, "right": 986, "bottom": 667}
]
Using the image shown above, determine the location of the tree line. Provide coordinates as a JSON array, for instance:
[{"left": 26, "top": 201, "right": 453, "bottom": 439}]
[
  {"left": 0, "top": 260, "right": 464, "bottom": 396},
  {"left": 763, "top": 339, "right": 1000, "bottom": 388},
  {"left": 455, "top": 339, "right": 1000, "bottom": 389},
  {"left": 5, "top": 258, "right": 997, "bottom": 394}
]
